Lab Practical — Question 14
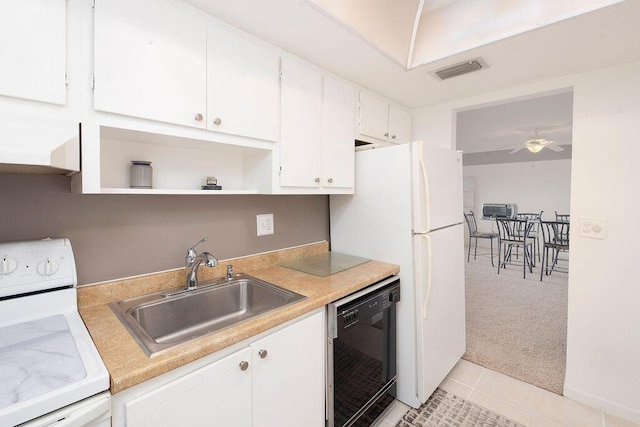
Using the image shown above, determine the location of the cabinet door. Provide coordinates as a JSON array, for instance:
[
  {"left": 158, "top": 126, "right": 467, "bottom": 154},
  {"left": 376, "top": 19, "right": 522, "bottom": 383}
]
[
  {"left": 125, "top": 348, "right": 252, "bottom": 427},
  {"left": 322, "top": 76, "right": 355, "bottom": 189},
  {"left": 251, "top": 311, "right": 325, "bottom": 427},
  {"left": 207, "top": 25, "right": 279, "bottom": 141},
  {"left": 389, "top": 105, "right": 412, "bottom": 144},
  {"left": 280, "top": 58, "right": 323, "bottom": 187},
  {"left": 94, "top": 0, "right": 207, "bottom": 128},
  {"left": 0, "top": 0, "right": 66, "bottom": 105},
  {"left": 358, "top": 91, "right": 389, "bottom": 141}
]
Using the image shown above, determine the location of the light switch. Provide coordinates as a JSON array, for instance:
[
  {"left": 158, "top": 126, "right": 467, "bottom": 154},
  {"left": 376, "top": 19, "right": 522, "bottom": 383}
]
[
  {"left": 579, "top": 217, "right": 606, "bottom": 240},
  {"left": 257, "top": 214, "right": 274, "bottom": 236}
]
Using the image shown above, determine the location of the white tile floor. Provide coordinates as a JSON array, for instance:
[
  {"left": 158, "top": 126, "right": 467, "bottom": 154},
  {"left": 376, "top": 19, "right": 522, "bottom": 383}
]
[{"left": 374, "top": 359, "right": 639, "bottom": 427}]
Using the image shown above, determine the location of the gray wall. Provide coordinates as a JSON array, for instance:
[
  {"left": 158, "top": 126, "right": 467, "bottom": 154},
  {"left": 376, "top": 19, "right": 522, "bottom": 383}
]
[{"left": 1, "top": 174, "right": 329, "bottom": 285}]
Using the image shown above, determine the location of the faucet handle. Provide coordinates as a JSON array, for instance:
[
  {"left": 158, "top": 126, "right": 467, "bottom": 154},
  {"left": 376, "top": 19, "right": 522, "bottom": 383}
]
[
  {"left": 226, "top": 264, "right": 234, "bottom": 280},
  {"left": 186, "top": 237, "right": 208, "bottom": 266}
]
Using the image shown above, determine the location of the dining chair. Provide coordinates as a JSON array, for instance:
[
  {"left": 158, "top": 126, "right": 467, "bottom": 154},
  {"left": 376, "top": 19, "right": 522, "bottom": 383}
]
[
  {"left": 539, "top": 220, "right": 570, "bottom": 280},
  {"left": 517, "top": 211, "right": 543, "bottom": 263},
  {"left": 496, "top": 218, "right": 534, "bottom": 278},
  {"left": 463, "top": 211, "right": 499, "bottom": 266},
  {"left": 555, "top": 211, "right": 570, "bottom": 223}
]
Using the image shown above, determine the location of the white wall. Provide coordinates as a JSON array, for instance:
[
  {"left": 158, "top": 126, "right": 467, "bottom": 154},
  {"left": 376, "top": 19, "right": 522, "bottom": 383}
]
[
  {"left": 464, "top": 159, "right": 571, "bottom": 239},
  {"left": 413, "top": 60, "right": 640, "bottom": 423}
]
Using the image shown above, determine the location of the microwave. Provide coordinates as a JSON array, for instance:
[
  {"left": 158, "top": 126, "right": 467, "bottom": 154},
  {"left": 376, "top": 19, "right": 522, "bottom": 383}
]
[{"left": 482, "top": 203, "right": 518, "bottom": 219}]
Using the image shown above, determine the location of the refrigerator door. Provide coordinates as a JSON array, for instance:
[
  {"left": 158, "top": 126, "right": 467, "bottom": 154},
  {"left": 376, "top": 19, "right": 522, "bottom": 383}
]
[
  {"left": 411, "top": 141, "right": 464, "bottom": 233},
  {"left": 330, "top": 144, "right": 421, "bottom": 407},
  {"left": 413, "top": 223, "right": 466, "bottom": 402}
]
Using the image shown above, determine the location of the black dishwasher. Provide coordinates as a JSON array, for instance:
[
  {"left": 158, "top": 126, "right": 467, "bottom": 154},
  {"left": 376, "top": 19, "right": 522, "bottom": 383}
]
[{"left": 327, "top": 276, "right": 400, "bottom": 427}]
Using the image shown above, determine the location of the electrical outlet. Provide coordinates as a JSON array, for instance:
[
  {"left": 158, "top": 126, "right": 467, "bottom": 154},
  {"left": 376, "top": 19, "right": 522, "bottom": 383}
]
[
  {"left": 579, "top": 217, "right": 606, "bottom": 240},
  {"left": 256, "top": 214, "right": 274, "bottom": 236}
]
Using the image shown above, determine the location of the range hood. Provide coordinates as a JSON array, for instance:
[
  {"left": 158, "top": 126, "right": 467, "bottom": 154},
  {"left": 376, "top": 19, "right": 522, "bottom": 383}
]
[{"left": 0, "top": 123, "right": 80, "bottom": 175}]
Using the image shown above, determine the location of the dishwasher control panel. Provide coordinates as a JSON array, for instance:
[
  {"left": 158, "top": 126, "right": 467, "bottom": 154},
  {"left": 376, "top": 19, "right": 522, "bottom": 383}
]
[{"left": 334, "top": 278, "right": 400, "bottom": 332}]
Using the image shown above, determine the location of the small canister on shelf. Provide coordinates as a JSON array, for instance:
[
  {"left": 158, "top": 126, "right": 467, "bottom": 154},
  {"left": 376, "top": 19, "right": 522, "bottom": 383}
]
[{"left": 130, "top": 161, "right": 153, "bottom": 188}]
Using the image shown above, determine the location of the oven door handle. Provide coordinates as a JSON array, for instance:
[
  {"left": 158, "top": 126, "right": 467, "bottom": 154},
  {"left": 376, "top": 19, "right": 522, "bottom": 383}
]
[{"left": 50, "top": 395, "right": 110, "bottom": 427}]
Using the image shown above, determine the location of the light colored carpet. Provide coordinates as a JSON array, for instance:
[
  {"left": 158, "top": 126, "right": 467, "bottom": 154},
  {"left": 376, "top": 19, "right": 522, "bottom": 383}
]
[
  {"left": 463, "top": 251, "right": 568, "bottom": 395},
  {"left": 397, "top": 388, "right": 525, "bottom": 427}
]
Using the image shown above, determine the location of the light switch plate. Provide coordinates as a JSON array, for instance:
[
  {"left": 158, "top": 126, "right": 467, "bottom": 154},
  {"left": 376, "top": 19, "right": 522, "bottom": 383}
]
[
  {"left": 579, "top": 217, "right": 606, "bottom": 240},
  {"left": 257, "top": 214, "right": 274, "bottom": 236}
]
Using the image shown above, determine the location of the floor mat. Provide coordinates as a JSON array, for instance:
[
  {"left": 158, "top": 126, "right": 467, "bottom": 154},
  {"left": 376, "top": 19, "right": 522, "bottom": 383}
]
[{"left": 397, "top": 388, "right": 525, "bottom": 427}]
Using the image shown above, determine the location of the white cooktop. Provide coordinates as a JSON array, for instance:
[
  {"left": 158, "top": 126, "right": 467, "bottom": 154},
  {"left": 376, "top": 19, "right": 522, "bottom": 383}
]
[
  {"left": 0, "top": 314, "right": 87, "bottom": 410},
  {"left": 0, "top": 239, "right": 109, "bottom": 426}
]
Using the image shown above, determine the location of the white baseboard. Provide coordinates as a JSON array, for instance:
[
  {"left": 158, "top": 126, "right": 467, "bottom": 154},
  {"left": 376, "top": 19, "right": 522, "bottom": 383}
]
[{"left": 563, "top": 384, "right": 640, "bottom": 424}]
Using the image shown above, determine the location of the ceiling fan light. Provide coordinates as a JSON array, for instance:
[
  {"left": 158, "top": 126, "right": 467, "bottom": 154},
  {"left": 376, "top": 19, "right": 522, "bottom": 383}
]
[{"left": 526, "top": 142, "right": 544, "bottom": 153}]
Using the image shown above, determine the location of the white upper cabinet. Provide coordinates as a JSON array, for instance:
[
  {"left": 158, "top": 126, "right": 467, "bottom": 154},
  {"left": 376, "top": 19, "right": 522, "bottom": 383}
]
[
  {"left": 207, "top": 25, "right": 279, "bottom": 142},
  {"left": 93, "top": 0, "right": 207, "bottom": 128},
  {"left": 389, "top": 104, "right": 412, "bottom": 144},
  {"left": 358, "top": 91, "right": 389, "bottom": 141},
  {"left": 280, "top": 58, "right": 355, "bottom": 193},
  {"left": 0, "top": 0, "right": 80, "bottom": 173},
  {"left": 0, "top": 0, "right": 66, "bottom": 105},
  {"left": 322, "top": 76, "right": 355, "bottom": 189},
  {"left": 358, "top": 91, "right": 411, "bottom": 144},
  {"left": 279, "top": 58, "right": 324, "bottom": 188}
]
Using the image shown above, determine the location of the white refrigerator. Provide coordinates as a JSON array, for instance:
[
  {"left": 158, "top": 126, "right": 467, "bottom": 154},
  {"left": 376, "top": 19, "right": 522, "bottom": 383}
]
[{"left": 330, "top": 141, "right": 466, "bottom": 408}]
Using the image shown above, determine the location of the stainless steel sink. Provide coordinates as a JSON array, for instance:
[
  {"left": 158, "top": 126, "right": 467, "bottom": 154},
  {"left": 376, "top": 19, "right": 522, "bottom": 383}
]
[{"left": 109, "top": 274, "right": 306, "bottom": 357}]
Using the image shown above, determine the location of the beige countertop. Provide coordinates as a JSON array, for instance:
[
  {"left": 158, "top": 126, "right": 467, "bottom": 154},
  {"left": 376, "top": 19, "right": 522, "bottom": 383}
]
[{"left": 78, "top": 242, "right": 399, "bottom": 394}]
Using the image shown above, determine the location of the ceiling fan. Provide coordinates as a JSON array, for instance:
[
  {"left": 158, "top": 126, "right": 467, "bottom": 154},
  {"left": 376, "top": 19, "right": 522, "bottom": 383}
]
[{"left": 498, "top": 129, "right": 565, "bottom": 154}]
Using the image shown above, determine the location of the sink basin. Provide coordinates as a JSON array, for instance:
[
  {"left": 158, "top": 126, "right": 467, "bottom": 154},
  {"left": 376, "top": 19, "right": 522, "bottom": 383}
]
[{"left": 109, "top": 274, "right": 306, "bottom": 357}]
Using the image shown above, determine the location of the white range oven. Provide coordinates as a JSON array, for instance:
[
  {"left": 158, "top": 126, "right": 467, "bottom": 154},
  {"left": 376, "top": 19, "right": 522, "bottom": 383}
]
[{"left": 0, "top": 238, "right": 110, "bottom": 426}]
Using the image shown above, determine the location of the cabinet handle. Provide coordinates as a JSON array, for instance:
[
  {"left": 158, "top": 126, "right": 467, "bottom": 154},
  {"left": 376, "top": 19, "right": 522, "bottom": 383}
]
[
  {"left": 213, "top": 117, "right": 222, "bottom": 125},
  {"left": 194, "top": 113, "right": 203, "bottom": 122},
  {"left": 315, "top": 177, "right": 321, "bottom": 183},
  {"left": 384, "top": 132, "right": 389, "bottom": 137},
  {"left": 327, "top": 178, "right": 333, "bottom": 184},
  {"left": 392, "top": 134, "right": 396, "bottom": 139},
  {"left": 239, "top": 361, "right": 249, "bottom": 371},
  {"left": 258, "top": 349, "right": 268, "bottom": 359}
]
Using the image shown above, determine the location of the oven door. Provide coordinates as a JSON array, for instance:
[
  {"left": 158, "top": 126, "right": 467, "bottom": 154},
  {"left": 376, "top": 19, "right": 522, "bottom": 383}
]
[
  {"left": 327, "top": 277, "right": 400, "bottom": 427},
  {"left": 20, "top": 392, "right": 111, "bottom": 427}
]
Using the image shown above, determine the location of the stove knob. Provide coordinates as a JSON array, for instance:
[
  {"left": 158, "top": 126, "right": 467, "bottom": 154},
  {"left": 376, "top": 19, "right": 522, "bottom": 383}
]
[
  {"left": 1, "top": 256, "right": 17, "bottom": 275},
  {"left": 37, "top": 258, "right": 59, "bottom": 276}
]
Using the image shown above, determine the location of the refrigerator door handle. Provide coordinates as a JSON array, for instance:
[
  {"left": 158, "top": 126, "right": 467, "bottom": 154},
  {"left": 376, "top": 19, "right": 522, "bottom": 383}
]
[
  {"left": 417, "top": 142, "right": 431, "bottom": 232},
  {"left": 419, "top": 234, "right": 433, "bottom": 320}
]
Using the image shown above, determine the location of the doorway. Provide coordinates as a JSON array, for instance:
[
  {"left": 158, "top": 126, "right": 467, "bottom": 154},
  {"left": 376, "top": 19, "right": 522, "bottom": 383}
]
[{"left": 455, "top": 89, "right": 572, "bottom": 394}]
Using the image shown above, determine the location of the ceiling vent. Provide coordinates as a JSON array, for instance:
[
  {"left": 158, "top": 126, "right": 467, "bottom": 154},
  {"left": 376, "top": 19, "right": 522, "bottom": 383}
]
[{"left": 431, "top": 58, "right": 488, "bottom": 80}]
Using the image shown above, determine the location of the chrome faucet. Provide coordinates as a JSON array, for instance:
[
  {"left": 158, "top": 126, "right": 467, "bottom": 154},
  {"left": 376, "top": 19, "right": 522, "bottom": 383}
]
[
  {"left": 186, "top": 237, "right": 208, "bottom": 268},
  {"left": 226, "top": 264, "right": 234, "bottom": 281},
  {"left": 185, "top": 238, "right": 218, "bottom": 290}
]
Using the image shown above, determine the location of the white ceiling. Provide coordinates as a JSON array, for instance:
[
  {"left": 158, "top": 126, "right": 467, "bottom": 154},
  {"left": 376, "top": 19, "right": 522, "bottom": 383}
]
[
  {"left": 422, "top": 0, "right": 458, "bottom": 14},
  {"left": 183, "top": 0, "right": 640, "bottom": 109},
  {"left": 456, "top": 91, "right": 574, "bottom": 154}
]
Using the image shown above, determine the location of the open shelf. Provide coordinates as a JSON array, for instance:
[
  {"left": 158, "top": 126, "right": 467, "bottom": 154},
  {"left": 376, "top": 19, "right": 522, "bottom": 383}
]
[
  {"left": 99, "top": 188, "right": 259, "bottom": 195},
  {"left": 98, "top": 126, "right": 273, "bottom": 194}
]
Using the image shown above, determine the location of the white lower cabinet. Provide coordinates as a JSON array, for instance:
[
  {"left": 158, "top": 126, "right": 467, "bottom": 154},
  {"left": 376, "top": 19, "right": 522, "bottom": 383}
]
[
  {"left": 251, "top": 311, "right": 325, "bottom": 427},
  {"left": 125, "top": 348, "right": 252, "bottom": 427},
  {"left": 116, "top": 311, "right": 324, "bottom": 427}
]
